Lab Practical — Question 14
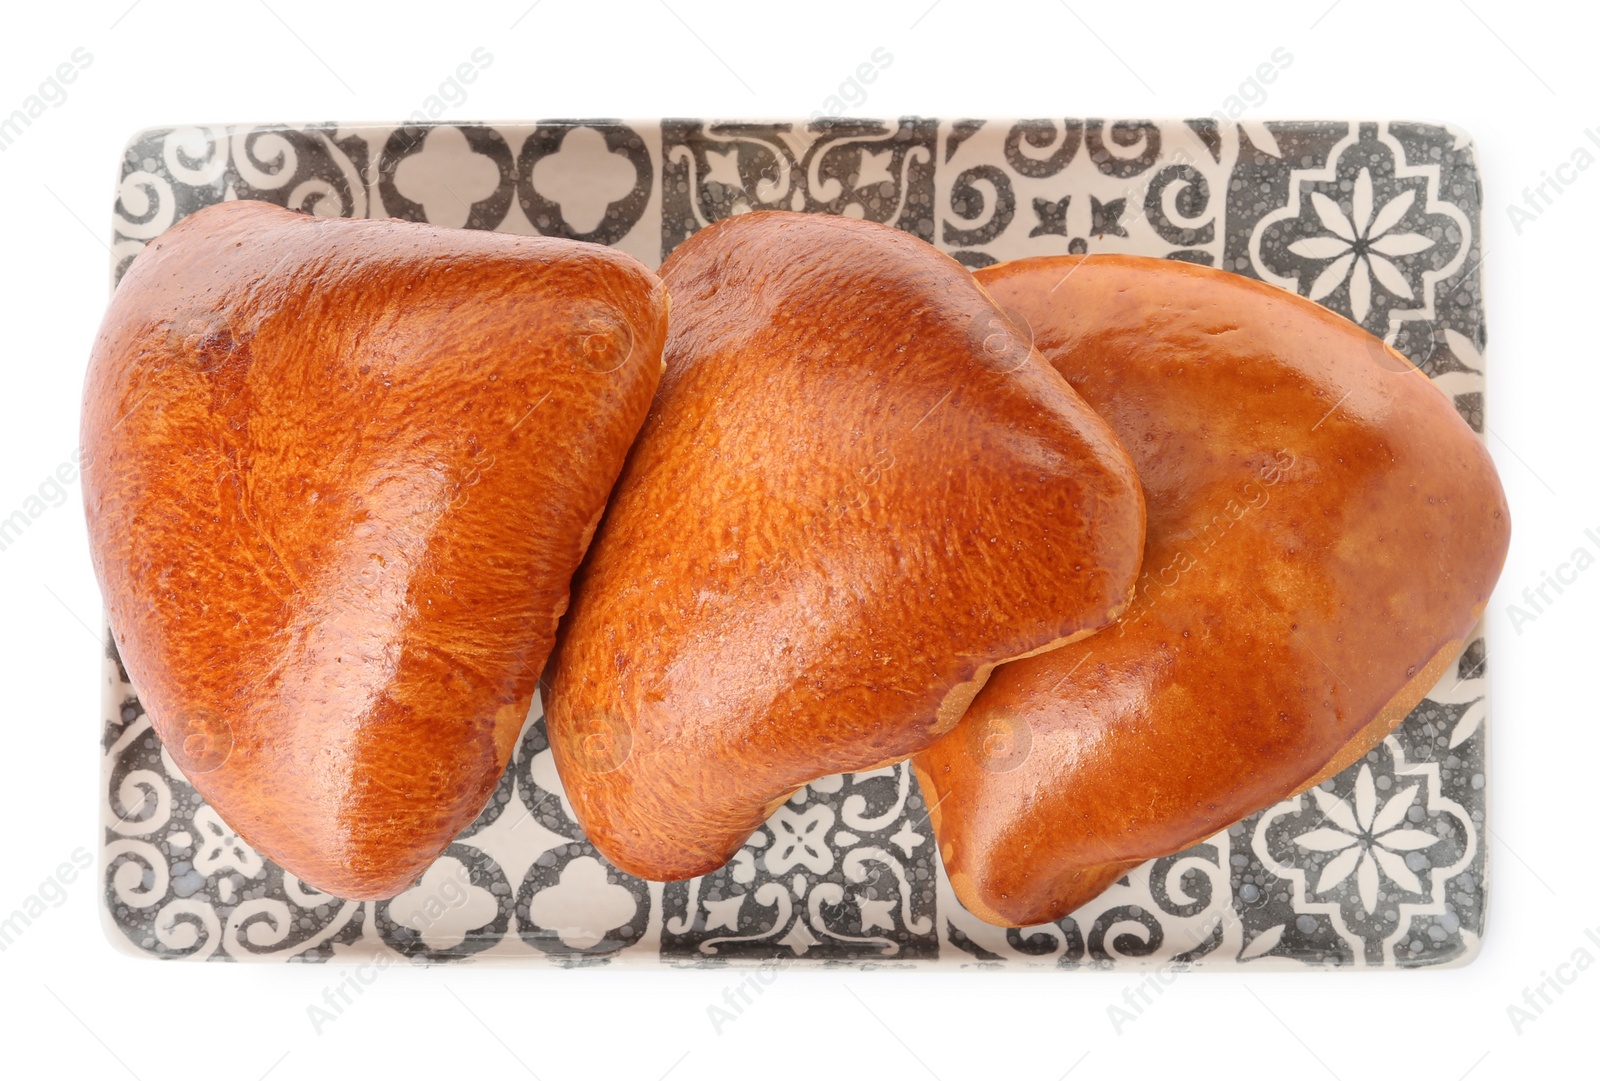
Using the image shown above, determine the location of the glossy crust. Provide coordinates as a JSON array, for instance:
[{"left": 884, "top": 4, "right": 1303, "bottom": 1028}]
[
  {"left": 546, "top": 212, "right": 1145, "bottom": 881},
  {"left": 83, "top": 200, "right": 667, "bottom": 900},
  {"left": 913, "top": 254, "right": 1510, "bottom": 927}
]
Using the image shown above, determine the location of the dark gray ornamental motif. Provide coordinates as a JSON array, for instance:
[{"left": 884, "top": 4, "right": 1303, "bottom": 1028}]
[
  {"left": 658, "top": 767, "right": 939, "bottom": 963},
  {"left": 101, "top": 119, "right": 1489, "bottom": 967},
  {"left": 659, "top": 118, "right": 938, "bottom": 259}
]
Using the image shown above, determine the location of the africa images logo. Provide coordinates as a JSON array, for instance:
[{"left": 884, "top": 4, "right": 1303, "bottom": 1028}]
[{"left": 0, "top": 48, "right": 93, "bottom": 152}]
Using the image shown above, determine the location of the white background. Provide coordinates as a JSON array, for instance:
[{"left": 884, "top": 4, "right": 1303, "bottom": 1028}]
[{"left": 1, "top": 1, "right": 1594, "bottom": 1078}]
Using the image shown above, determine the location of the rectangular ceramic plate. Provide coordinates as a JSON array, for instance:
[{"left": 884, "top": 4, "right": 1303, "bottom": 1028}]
[{"left": 99, "top": 118, "right": 1491, "bottom": 968}]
